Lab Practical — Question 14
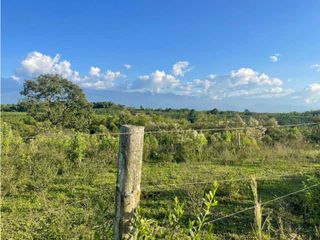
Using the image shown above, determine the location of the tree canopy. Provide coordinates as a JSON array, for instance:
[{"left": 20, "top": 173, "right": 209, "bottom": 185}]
[{"left": 20, "top": 74, "right": 93, "bottom": 130}]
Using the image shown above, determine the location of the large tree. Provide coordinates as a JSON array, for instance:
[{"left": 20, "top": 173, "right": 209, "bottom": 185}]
[{"left": 20, "top": 74, "right": 93, "bottom": 131}]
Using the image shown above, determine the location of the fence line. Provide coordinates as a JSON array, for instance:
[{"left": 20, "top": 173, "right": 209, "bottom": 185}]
[
  {"left": 20, "top": 122, "right": 319, "bottom": 139},
  {"left": 142, "top": 160, "right": 316, "bottom": 171},
  {"left": 97, "top": 168, "right": 318, "bottom": 189},
  {"left": 3, "top": 118, "right": 319, "bottom": 238},
  {"left": 143, "top": 122, "right": 318, "bottom": 135},
  {"left": 140, "top": 171, "right": 314, "bottom": 190},
  {"left": 205, "top": 182, "right": 320, "bottom": 225}
]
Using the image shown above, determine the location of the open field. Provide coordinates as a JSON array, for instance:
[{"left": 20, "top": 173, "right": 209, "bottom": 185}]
[
  {"left": 1, "top": 112, "right": 320, "bottom": 239},
  {"left": 1, "top": 104, "right": 320, "bottom": 239}
]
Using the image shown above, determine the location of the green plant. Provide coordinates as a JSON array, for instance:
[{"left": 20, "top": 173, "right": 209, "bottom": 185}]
[
  {"left": 195, "top": 182, "right": 218, "bottom": 232},
  {"left": 68, "top": 133, "right": 87, "bottom": 162},
  {"left": 134, "top": 182, "right": 219, "bottom": 239},
  {"left": 135, "top": 209, "right": 161, "bottom": 240}
]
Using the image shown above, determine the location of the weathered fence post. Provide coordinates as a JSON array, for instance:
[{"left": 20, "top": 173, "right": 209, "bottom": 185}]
[
  {"left": 238, "top": 131, "right": 241, "bottom": 147},
  {"left": 114, "top": 125, "right": 145, "bottom": 240}
]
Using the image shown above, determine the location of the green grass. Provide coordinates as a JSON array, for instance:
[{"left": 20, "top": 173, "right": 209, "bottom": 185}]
[
  {"left": 2, "top": 148, "right": 319, "bottom": 239},
  {"left": 139, "top": 156, "right": 319, "bottom": 238}
]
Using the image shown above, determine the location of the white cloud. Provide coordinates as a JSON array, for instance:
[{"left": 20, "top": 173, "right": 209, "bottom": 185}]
[
  {"left": 204, "top": 69, "right": 289, "bottom": 100},
  {"left": 12, "top": 51, "right": 123, "bottom": 90},
  {"left": 311, "top": 64, "right": 320, "bottom": 72},
  {"left": 12, "top": 51, "right": 295, "bottom": 101},
  {"left": 104, "top": 70, "right": 121, "bottom": 81},
  {"left": 130, "top": 67, "right": 288, "bottom": 100},
  {"left": 11, "top": 75, "right": 20, "bottom": 81},
  {"left": 201, "top": 68, "right": 287, "bottom": 99},
  {"left": 137, "top": 75, "right": 150, "bottom": 81},
  {"left": 81, "top": 80, "right": 106, "bottom": 90},
  {"left": 208, "top": 74, "right": 216, "bottom": 80},
  {"left": 230, "top": 68, "right": 282, "bottom": 87},
  {"left": 269, "top": 53, "right": 280, "bottom": 62},
  {"left": 305, "top": 83, "right": 320, "bottom": 104},
  {"left": 172, "top": 61, "right": 191, "bottom": 77},
  {"left": 309, "top": 83, "right": 320, "bottom": 92},
  {"left": 270, "top": 56, "right": 278, "bottom": 62},
  {"left": 89, "top": 67, "right": 101, "bottom": 77},
  {"left": 132, "top": 70, "right": 180, "bottom": 93},
  {"left": 12, "top": 52, "right": 125, "bottom": 89},
  {"left": 22, "top": 52, "right": 58, "bottom": 75},
  {"left": 12, "top": 51, "right": 79, "bottom": 81},
  {"left": 82, "top": 69, "right": 122, "bottom": 89},
  {"left": 124, "top": 64, "right": 132, "bottom": 69}
]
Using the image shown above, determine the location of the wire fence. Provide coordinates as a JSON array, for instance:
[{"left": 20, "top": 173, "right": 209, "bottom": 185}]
[
  {"left": 140, "top": 167, "right": 319, "bottom": 227},
  {"left": 205, "top": 182, "right": 320, "bottom": 224},
  {"left": 20, "top": 121, "right": 320, "bottom": 139},
  {"left": 140, "top": 171, "right": 316, "bottom": 190},
  {"left": 138, "top": 123, "right": 319, "bottom": 227},
  {"left": 144, "top": 122, "right": 319, "bottom": 135},
  {"left": 7, "top": 120, "right": 319, "bottom": 232}
]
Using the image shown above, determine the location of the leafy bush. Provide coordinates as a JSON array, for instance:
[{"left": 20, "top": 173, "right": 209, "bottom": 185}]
[{"left": 134, "top": 182, "right": 219, "bottom": 239}]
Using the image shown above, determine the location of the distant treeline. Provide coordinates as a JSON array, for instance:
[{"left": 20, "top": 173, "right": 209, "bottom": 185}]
[{"left": 2, "top": 101, "right": 320, "bottom": 126}]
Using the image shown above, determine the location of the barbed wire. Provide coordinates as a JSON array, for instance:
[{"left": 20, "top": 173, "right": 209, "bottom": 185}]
[
  {"left": 140, "top": 171, "right": 314, "bottom": 190},
  {"left": 19, "top": 122, "right": 320, "bottom": 139},
  {"left": 205, "top": 182, "right": 320, "bottom": 225},
  {"left": 143, "top": 122, "right": 318, "bottom": 135},
  {"left": 142, "top": 160, "right": 318, "bottom": 172},
  {"left": 99, "top": 170, "right": 317, "bottom": 190}
]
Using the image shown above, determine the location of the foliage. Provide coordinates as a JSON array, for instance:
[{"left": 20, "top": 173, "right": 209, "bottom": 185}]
[
  {"left": 292, "top": 173, "right": 320, "bottom": 225},
  {"left": 68, "top": 133, "right": 87, "bottom": 163},
  {"left": 134, "top": 182, "right": 218, "bottom": 239},
  {"left": 1, "top": 121, "right": 17, "bottom": 156},
  {"left": 20, "top": 74, "right": 93, "bottom": 131}
]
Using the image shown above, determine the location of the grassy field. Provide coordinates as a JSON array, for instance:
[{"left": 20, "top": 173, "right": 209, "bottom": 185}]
[
  {"left": 2, "top": 138, "right": 320, "bottom": 239},
  {"left": 140, "top": 157, "right": 320, "bottom": 238}
]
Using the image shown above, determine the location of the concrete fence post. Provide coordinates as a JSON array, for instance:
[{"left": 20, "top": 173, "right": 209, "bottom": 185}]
[{"left": 114, "top": 125, "right": 145, "bottom": 240}]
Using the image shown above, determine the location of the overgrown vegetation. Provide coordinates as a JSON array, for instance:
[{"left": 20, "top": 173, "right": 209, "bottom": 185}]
[{"left": 1, "top": 76, "right": 319, "bottom": 239}]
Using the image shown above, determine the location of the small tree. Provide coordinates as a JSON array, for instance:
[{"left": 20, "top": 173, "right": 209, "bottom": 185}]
[
  {"left": 20, "top": 74, "right": 93, "bottom": 131},
  {"left": 188, "top": 109, "right": 197, "bottom": 123}
]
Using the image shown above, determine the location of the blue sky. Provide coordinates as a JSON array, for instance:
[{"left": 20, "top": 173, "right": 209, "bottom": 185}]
[{"left": 2, "top": 0, "right": 320, "bottom": 111}]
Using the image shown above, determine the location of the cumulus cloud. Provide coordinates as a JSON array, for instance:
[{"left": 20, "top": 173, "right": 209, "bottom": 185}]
[
  {"left": 172, "top": 61, "right": 191, "bottom": 77},
  {"left": 311, "top": 64, "right": 320, "bottom": 72},
  {"left": 129, "top": 67, "right": 288, "bottom": 100},
  {"left": 11, "top": 75, "right": 20, "bottom": 81},
  {"left": 305, "top": 83, "right": 320, "bottom": 104},
  {"left": 124, "top": 64, "right": 132, "bottom": 69},
  {"left": 11, "top": 51, "right": 296, "bottom": 101},
  {"left": 269, "top": 56, "right": 278, "bottom": 62},
  {"left": 89, "top": 67, "right": 101, "bottom": 77},
  {"left": 132, "top": 70, "right": 179, "bottom": 93},
  {"left": 269, "top": 53, "right": 280, "bottom": 62},
  {"left": 12, "top": 51, "right": 123, "bottom": 90},
  {"left": 12, "top": 52, "right": 80, "bottom": 81},
  {"left": 82, "top": 70, "right": 122, "bottom": 89},
  {"left": 309, "top": 83, "right": 320, "bottom": 91},
  {"left": 198, "top": 69, "right": 289, "bottom": 100},
  {"left": 230, "top": 68, "right": 282, "bottom": 87}
]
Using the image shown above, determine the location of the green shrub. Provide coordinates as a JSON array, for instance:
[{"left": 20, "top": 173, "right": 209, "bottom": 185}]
[{"left": 68, "top": 133, "right": 87, "bottom": 163}]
